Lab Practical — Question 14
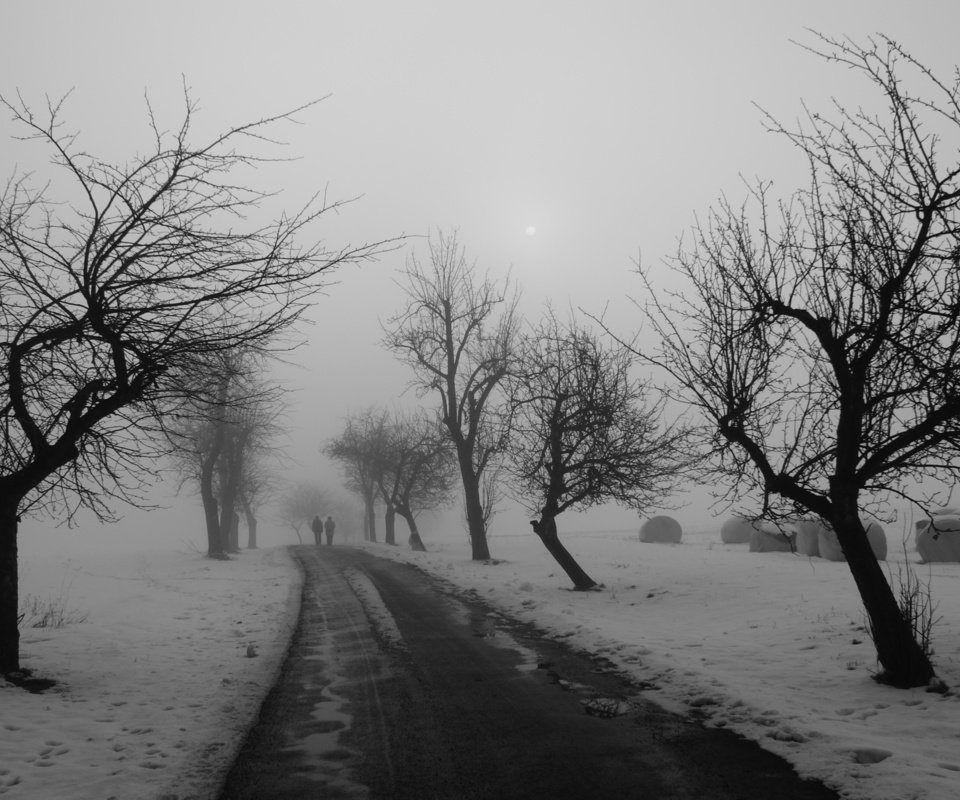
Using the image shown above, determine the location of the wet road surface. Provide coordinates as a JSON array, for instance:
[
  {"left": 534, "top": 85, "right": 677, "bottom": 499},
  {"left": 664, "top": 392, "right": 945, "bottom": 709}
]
[{"left": 218, "top": 545, "right": 839, "bottom": 799}]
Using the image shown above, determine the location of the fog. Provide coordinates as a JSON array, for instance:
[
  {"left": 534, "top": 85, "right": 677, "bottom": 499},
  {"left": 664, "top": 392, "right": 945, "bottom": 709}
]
[{"left": 5, "top": 1, "right": 960, "bottom": 550}]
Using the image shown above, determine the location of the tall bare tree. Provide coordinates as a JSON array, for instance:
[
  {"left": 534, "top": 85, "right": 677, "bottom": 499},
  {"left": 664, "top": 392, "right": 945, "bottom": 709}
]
[
  {"left": 166, "top": 349, "right": 278, "bottom": 556},
  {"left": 326, "top": 409, "right": 389, "bottom": 542},
  {"left": 633, "top": 34, "right": 960, "bottom": 688},
  {"left": 380, "top": 409, "right": 458, "bottom": 551},
  {"left": 384, "top": 231, "right": 517, "bottom": 560},
  {"left": 508, "top": 312, "right": 690, "bottom": 589},
  {"left": 0, "top": 91, "right": 387, "bottom": 674}
]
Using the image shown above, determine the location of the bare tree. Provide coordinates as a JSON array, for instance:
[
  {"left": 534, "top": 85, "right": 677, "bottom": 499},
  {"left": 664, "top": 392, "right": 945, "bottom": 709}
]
[
  {"left": 279, "top": 483, "right": 330, "bottom": 544},
  {"left": 632, "top": 34, "right": 960, "bottom": 689},
  {"left": 380, "top": 409, "right": 458, "bottom": 551},
  {"left": 0, "top": 91, "right": 389, "bottom": 674},
  {"left": 166, "top": 348, "right": 281, "bottom": 556},
  {"left": 214, "top": 369, "right": 285, "bottom": 553},
  {"left": 238, "top": 456, "right": 273, "bottom": 550},
  {"left": 326, "top": 409, "right": 389, "bottom": 542},
  {"left": 384, "top": 231, "right": 517, "bottom": 560},
  {"left": 507, "top": 312, "right": 690, "bottom": 590}
]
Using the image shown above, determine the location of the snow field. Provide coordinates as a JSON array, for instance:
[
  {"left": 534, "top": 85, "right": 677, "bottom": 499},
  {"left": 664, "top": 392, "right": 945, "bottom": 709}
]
[
  {"left": 2, "top": 523, "right": 958, "bottom": 800},
  {"left": 3, "top": 546, "right": 301, "bottom": 800}
]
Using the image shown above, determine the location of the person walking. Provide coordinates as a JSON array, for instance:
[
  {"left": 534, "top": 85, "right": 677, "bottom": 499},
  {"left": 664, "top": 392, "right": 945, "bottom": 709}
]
[
  {"left": 311, "top": 515, "right": 323, "bottom": 546},
  {"left": 324, "top": 514, "right": 336, "bottom": 546}
]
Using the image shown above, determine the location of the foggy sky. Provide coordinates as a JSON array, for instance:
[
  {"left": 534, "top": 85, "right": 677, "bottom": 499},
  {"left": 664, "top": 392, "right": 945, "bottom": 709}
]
[{"left": 4, "top": 1, "right": 960, "bottom": 542}]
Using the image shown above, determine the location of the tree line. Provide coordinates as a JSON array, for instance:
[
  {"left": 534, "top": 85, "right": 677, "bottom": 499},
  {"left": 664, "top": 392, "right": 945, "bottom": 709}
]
[{"left": 3, "top": 34, "right": 960, "bottom": 692}]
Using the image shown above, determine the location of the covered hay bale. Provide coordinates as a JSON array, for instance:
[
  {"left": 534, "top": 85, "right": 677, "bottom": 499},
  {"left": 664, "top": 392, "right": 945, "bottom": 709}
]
[
  {"left": 749, "top": 522, "right": 795, "bottom": 553},
  {"left": 866, "top": 522, "right": 887, "bottom": 561},
  {"left": 793, "top": 519, "right": 825, "bottom": 557},
  {"left": 916, "top": 515, "right": 960, "bottom": 563},
  {"left": 720, "top": 516, "right": 757, "bottom": 544},
  {"left": 818, "top": 522, "right": 887, "bottom": 562},
  {"left": 932, "top": 507, "right": 960, "bottom": 517},
  {"left": 639, "top": 515, "right": 682, "bottom": 543},
  {"left": 818, "top": 527, "right": 844, "bottom": 562}
]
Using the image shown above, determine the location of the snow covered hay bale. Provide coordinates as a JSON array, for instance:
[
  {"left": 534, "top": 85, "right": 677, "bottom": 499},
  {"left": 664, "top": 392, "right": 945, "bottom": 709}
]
[
  {"left": 818, "top": 522, "right": 887, "bottom": 562},
  {"left": 720, "top": 516, "right": 757, "bottom": 544},
  {"left": 639, "top": 515, "right": 682, "bottom": 543},
  {"left": 749, "top": 522, "right": 795, "bottom": 553},
  {"left": 793, "top": 519, "right": 825, "bottom": 557},
  {"left": 866, "top": 522, "right": 888, "bottom": 561},
  {"left": 916, "top": 515, "right": 960, "bottom": 563}
]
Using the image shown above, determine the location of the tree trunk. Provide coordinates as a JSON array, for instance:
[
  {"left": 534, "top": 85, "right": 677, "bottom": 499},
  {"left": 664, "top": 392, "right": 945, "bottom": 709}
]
[
  {"left": 531, "top": 514, "right": 597, "bottom": 590},
  {"left": 398, "top": 507, "right": 427, "bottom": 551},
  {"left": 218, "top": 433, "right": 241, "bottom": 553},
  {"left": 365, "top": 492, "right": 377, "bottom": 543},
  {"left": 460, "top": 467, "right": 491, "bottom": 560},
  {"left": 199, "top": 432, "right": 224, "bottom": 557},
  {"left": 0, "top": 505, "right": 19, "bottom": 674},
  {"left": 199, "top": 466, "right": 222, "bottom": 557},
  {"left": 832, "top": 495, "right": 936, "bottom": 688},
  {"left": 384, "top": 505, "right": 397, "bottom": 546},
  {"left": 242, "top": 500, "right": 257, "bottom": 549},
  {"left": 229, "top": 512, "right": 240, "bottom": 551}
]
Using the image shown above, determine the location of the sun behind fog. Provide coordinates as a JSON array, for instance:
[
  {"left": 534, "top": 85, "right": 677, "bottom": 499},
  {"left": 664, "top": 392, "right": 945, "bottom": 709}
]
[{"left": 525, "top": 225, "right": 537, "bottom": 236}]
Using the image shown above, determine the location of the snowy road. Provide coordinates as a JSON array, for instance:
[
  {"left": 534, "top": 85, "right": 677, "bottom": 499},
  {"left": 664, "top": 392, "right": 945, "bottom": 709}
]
[{"left": 218, "top": 545, "right": 840, "bottom": 799}]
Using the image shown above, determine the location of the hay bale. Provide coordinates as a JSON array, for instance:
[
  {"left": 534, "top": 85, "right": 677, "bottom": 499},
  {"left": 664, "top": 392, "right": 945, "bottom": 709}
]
[
  {"left": 749, "top": 522, "right": 796, "bottom": 553},
  {"left": 794, "top": 519, "right": 825, "bottom": 557},
  {"left": 639, "top": 515, "right": 682, "bottom": 543},
  {"left": 720, "top": 516, "right": 757, "bottom": 544},
  {"left": 818, "top": 527, "right": 844, "bottom": 561},
  {"left": 916, "top": 515, "right": 960, "bottom": 563},
  {"left": 819, "top": 522, "right": 887, "bottom": 562},
  {"left": 866, "top": 522, "right": 887, "bottom": 561}
]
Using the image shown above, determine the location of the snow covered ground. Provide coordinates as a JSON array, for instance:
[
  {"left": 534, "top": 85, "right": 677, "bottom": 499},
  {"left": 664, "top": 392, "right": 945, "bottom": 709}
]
[
  {"left": 2, "top": 539, "right": 301, "bottom": 800},
  {"left": 3, "top": 521, "right": 959, "bottom": 800}
]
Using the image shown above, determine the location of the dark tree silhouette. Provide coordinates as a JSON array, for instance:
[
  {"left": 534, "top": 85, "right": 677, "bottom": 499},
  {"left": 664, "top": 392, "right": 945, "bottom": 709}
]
[
  {"left": 632, "top": 34, "right": 960, "bottom": 688},
  {"left": 0, "top": 91, "right": 387, "bottom": 674},
  {"left": 507, "top": 312, "right": 690, "bottom": 590},
  {"left": 384, "top": 231, "right": 517, "bottom": 560},
  {"left": 326, "top": 409, "right": 389, "bottom": 542},
  {"left": 379, "top": 409, "right": 458, "bottom": 551},
  {"left": 167, "top": 348, "right": 284, "bottom": 555}
]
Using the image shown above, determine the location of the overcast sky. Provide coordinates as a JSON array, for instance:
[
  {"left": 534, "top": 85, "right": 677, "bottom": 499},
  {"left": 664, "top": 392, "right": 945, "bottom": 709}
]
[{"left": 5, "top": 1, "right": 960, "bottom": 538}]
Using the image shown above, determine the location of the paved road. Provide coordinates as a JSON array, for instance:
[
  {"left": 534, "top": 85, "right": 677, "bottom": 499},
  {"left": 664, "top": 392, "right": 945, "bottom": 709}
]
[{"left": 218, "top": 545, "right": 839, "bottom": 799}]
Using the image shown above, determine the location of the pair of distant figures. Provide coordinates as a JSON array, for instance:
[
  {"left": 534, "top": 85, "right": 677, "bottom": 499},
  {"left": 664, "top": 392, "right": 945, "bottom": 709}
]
[{"left": 312, "top": 515, "right": 336, "bottom": 546}]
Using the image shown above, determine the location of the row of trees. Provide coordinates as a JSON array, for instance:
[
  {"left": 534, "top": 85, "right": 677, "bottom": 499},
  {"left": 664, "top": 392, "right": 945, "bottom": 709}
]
[
  {"left": 326, "top": 407, "right": 458, "bottom": 550},
  {"left": 365, "top": 35, "right": 960, "bottom": 690},
  {"left": 3, "top": 32, "right": 956, "bottom": 694},
  {"left": 165, "top": 349, "right": 282, "bottom": 556},
  {"left": 0, "top": 92, "right": 389, "bottom": 674},
  {"left": 325, "top": 241, "right": 691, "bottom": 590}
]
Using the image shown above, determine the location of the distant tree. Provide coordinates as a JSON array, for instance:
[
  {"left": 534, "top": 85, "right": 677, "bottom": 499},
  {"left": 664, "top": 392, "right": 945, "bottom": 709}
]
[
  {"left": 632, "top": 34, "right": 960, "bottom": 688},
  {"left": 280, "top": 483, "right": 329, "bottom": 544},
  {"left": 384, "top": 231, "right": 517, "bottom": 560},
  {"left": 0, "top": 90, "right": 388, "bottom": 674},
  {"left": 166, "top": 349, "right": 283, "bottom": 556},
  {"left": 238, "top": 457, "right": 272, "bottom": 549},
  {"left": 507, "top": 312, "right": 690, "bottom": 589},
  {"left": 379, "top": 409, "right": 458, "bottom": 551},
  {"left": 214, "top": 372, "right": 284, "bottom": 553},
  {"left": 326, "top": 409, "right": 389, "bottom": 542}
]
